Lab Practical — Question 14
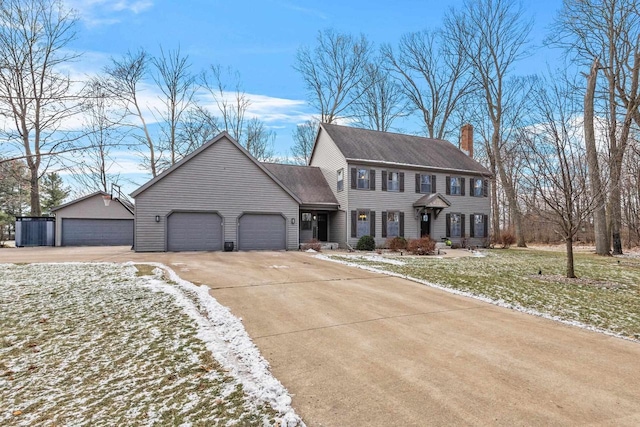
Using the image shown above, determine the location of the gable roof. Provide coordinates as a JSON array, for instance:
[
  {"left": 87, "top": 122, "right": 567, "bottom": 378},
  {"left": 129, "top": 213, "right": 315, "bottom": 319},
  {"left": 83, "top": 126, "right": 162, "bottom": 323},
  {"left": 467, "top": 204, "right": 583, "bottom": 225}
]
[
  {"left": 262, "top": 163, "right": 339, "bottom": 207},
  {"left": 413, "top": 193, "right": 451, "bottom": 208},
  {"left": 130, "top": 132, "right": 301, "bottom": 204},
  {"left": 319, "top": 123, "right": 491, "bottom": 175},
  {"left": 51, "top": 191, "right": 134, "bottom": 215}
]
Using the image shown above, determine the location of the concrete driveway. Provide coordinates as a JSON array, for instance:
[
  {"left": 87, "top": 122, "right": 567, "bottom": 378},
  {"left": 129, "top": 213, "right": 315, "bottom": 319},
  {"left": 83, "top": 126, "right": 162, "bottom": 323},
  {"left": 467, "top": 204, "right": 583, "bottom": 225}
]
[{"left": 3, "top": 247, "right": 640, "bottom": 426}]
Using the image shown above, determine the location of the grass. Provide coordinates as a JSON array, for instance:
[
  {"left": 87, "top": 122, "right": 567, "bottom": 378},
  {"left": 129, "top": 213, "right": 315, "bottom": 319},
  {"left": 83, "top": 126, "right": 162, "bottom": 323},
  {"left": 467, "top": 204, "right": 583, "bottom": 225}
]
[
  {"left": 0, "top": 263, "right": 280, "bottom": 426},
  {"left": 329, "top": 249, "right": 640, "bottom": 341}
]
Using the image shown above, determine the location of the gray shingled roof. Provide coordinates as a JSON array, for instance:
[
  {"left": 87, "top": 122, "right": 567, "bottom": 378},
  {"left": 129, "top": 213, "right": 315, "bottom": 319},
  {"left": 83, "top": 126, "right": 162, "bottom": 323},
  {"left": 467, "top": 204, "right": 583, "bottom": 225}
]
[
  {"left": 320, "top": 123, "right": 491, "bottom": 175},
  {"left": 262, "top": 163, "right": 339, "bottom": 206}
]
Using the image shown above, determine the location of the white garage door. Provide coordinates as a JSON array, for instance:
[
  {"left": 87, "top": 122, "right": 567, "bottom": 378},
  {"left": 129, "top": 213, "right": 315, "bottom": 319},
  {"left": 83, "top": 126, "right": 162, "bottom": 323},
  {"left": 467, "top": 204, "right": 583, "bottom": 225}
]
[
  {"left": 238, "top": 214, "right": 286, "bottom": 250},
  {"left": 62, "top": 218, "right": 133, "bottom": 246},
  {"left": 167, "top": 212, "right": 223, "bottom": 251}
]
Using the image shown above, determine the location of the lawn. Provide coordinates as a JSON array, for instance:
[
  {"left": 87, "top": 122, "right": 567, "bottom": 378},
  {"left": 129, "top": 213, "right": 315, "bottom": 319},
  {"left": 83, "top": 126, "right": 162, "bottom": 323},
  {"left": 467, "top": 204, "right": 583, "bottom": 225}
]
[
  {"left": 0, "top": 263, "right": 300, "bottom": 426},
  {"left": 324, "top": 249, "right": 640, "bottom": 341}
]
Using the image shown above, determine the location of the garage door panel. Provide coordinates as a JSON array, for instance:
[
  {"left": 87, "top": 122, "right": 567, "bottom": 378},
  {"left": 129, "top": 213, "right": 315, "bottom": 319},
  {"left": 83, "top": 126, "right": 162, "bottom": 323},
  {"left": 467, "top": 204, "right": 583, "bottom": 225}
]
[
  {"left": 167, "top": 212, "right": 222, "bottom": 252},
  {"left": 239, "top": 214, "right": 285, "bottom": 250},
  {"left": 62, "top": 219, "right": 133, "bottom": 246}
]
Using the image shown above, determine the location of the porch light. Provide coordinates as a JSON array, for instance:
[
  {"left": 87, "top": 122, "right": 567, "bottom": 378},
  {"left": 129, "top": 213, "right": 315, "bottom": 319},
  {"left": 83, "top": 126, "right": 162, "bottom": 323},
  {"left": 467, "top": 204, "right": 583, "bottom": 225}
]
[
  {"left": 291, "top": 218, "right": 295, "bottom": 225},
  {"left": 358, "top": 213, "right": 367, "bottom": 220},
  {"left": 312, "top": 215, "right": 317, "bottom": 221},
  {"left": 155, "top": 215, "right": 160, "bottom": 223}
]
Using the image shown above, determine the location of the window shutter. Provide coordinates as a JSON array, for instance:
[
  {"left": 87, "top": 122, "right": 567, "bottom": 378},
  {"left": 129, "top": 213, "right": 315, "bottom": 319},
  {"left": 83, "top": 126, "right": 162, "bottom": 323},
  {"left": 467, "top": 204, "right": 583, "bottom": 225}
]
[
  {"left": 400, "top": 173, "right": 405, "bottom": 192},
  {"left": 470, "top": 179, "right": 475, "bottom": 196},
  {"left": 432, "top": 175, "right": 436, "bottom": 193},
  {"left": 415, "top": 174, "right": 420, "bottom": 193},
  {"left": 370, "top": 170, "right": 376, "bottom": 190},
  {"left": 446, "top": 176, "right": 451, "bottom": 195},
  {"left": 381, "top": 171, "right": 387, "bottom": 191},
  {"left": 370, "top": 211, "right": 376, "bottom": 237},
  {"left": 469, "top": 215, "right": 475, "bottom": 238},
  {"left": 399, "top": 212, "right": 405, "bottom": 237},
  {"left": 351, "top": 168, "right": 357, "bottom": 189},
  {"left": 484, "top": 214, "right": 489, "bottom": 238},
  {"left": 351, "top": 210, "right": 357, "bottom": 238},
  {"left": 461, "top": 178, "right": 466, "bottom": 196},
  {"left": 381, "top": 211, "right": 387, "bottom": 238},
  {"left": 484, "top": 179, "right": 489, "bottom": 197},
  {"left": 461, "top": 214, "right": 466, "bottom": 237},
  {"left": 445, "top": 213, "right": 451, "bottom": 237}
]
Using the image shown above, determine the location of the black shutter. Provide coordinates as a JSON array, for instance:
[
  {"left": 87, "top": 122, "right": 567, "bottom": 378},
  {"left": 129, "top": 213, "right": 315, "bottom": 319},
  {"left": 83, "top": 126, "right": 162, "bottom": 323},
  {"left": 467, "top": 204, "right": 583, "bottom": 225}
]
[
  {"left": 351, "top": 168, "right": 357, "bottom": 189},
  {"left": 351, "top": 210, "right": 357, "bottom": 237},
  {"left": 381, "top": 211, "right": 387, "bottom": 238},
  {"left": 484, "top": 179, "right": 489, "bottom": 197},
  {"left": 415, "top": 173, "right": 420, "bottom": 193},
  {"left": 445, "top": 213, "right": 451, "bottom": 237},
  {"left": 400, "top": 172, "right": 405, "bottom": 192},
  {"left": 432, "top": 175, "right": 436, "bottom": 193},
  {"left": 470, "top": 178, "right": 475, "bottom": 197},
  {"left": 370, "top": 170, "right": 376, "bottom": 190},
  {"left": 399, "top": 212, "right": 405, "bottom": 237},
  {"left": 446, "top": 176, "right": 451, "bottom": 195},
  {"left": 370, "top": 211, "right": 376, "bottom": 237},
  {"left": 381, "top": 171, "right": 387, "bottom": 191},
  {"left": 470, "top": 214, "right": 475, "bottom": 238},
  {"left": 461, "top": 178, "right": 466, "bottom": 196},
  {"left": 484, "top": 214, "right": 489, "bottom": 237},
  {"left": 461, "top": 214, "right": 466, "bottom": 237}
]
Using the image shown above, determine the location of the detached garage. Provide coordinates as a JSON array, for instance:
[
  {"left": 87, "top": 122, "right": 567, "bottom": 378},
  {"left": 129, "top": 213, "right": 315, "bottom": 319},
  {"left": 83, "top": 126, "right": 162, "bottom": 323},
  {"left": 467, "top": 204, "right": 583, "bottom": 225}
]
[
  {"left": 51, "top": 191, "right": 134, "bottom": 247},
  {"left": 131, "top": 132, "right": 300, "bottom": 252}
]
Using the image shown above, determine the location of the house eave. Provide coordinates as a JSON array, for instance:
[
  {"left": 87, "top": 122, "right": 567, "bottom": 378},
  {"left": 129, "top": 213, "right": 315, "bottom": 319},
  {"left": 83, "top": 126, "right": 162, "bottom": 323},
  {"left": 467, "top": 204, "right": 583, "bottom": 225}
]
[{"left": 345, "top": 158, "right": 492, "bottom": 177}]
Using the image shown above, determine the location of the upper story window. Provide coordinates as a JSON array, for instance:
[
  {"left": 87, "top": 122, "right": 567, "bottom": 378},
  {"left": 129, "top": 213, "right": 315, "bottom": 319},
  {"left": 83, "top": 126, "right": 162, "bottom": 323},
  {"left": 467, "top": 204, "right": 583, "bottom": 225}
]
[
  {"left": 387, "top": 172, "right": 399, "bottom": 192},
  {"left": 420, "top": 174, "right": 431, "bottom": 193},
  {"left": 473, "top": 177, "right": 484, "bottom": 197},
  {"left": 357, "top": 169, "right": 370, "bottom": 189},
  {"left": 450, "top": 177, "right": 462, "bottom": 195},
  {"left": 337, "top": 169, "right": 344, "bottom": 192}
]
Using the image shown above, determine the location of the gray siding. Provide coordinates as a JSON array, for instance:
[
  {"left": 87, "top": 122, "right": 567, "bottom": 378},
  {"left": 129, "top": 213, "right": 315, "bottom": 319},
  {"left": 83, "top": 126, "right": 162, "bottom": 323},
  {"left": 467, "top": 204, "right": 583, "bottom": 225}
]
[
  {"left": 309, "top": 128, "right": 349, "bottom": 247},
  {"left": 53, "top": 194, "right": 133, "bottom": 246},
  {"left": 346, "top": 163, "right": 491, "bottom": 247},
  {"left": 134, "top": 136, "right": 299, "bottom": 252}
]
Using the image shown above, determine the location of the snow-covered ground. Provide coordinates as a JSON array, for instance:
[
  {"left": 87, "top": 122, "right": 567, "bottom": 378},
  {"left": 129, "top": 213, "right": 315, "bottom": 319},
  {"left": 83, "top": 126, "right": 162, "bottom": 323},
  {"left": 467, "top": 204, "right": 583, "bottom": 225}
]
[{"left": 0, "top": 262, "right": 302, "bottom": 426}]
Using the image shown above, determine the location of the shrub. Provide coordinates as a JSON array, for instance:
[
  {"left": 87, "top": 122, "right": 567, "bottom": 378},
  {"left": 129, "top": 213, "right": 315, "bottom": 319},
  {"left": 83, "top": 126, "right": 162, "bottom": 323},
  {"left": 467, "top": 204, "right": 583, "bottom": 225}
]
[
  {"left": 386, "top": 236, "right": 407, "bottom": 251},
  {"left": 407, "top": 236, "right": 436, "bottom": 255},
  {"left": 301, "top": 238, "right": 321, "bottom": 252},
  {"left": 356, "top": 235, "right": 376, "bottom": 251},
  {"left": 500, "top": 230, "right": 517, "bottom": 249}
]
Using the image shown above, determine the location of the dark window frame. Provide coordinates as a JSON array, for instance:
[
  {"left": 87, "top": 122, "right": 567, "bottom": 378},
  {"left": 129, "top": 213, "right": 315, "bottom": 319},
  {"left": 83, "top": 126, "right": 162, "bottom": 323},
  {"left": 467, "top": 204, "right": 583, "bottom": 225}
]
[{"left": 337, "top": 168, "right": 344, "bottom": 192}]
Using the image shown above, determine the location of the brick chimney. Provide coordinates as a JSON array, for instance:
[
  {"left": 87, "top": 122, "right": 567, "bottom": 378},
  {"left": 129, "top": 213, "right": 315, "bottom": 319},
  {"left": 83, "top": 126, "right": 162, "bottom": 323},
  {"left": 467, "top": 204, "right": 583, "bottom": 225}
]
[{"left": 460, "top": 123, "right": 473, "bottom": 158}]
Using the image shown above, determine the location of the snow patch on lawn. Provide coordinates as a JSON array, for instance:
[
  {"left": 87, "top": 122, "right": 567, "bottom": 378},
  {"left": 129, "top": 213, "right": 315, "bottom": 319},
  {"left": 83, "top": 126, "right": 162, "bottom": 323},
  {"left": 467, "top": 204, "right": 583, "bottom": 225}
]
[
  {"left": 337, "top": 254, "right": 406, "bottom": 266},
  {"left": 134, "top": 262, "right": 301, "bottom": 426},
  {"left": 316, "top": 255, "right": 637, "bottom": 343}
]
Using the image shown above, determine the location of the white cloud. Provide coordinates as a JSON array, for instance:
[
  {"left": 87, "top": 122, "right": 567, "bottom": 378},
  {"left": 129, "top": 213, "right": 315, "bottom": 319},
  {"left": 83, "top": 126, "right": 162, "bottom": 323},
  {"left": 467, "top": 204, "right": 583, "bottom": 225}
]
[{"left": 67, "top": 0, "right": 154, "bottom": 27}]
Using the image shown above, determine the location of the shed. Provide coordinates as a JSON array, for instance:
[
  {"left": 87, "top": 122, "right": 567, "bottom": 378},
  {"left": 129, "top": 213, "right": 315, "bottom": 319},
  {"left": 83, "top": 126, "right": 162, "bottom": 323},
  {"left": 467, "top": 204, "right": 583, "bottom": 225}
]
[{"left": 51, "top": 191, "right": 134, "bottom": 246}]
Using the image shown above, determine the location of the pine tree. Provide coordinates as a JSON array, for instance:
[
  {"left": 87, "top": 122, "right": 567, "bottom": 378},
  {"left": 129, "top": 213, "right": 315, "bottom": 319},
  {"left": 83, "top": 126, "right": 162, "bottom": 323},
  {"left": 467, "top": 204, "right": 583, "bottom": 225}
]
[{"left": 40, "top": 173, "right": 69, "bottom": 215}]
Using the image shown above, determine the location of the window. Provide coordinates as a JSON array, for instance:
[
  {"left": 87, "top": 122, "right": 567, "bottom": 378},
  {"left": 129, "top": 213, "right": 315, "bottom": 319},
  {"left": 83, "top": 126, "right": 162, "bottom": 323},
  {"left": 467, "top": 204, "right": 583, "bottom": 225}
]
[
  {"left": 301, "top": 212, "right": 312, "bottom": 230},
  {"left": 357, "top": 210, "right": 369, "bottom": 238},
  {"left": 337, "top": 169, "right": 344, "bottom": 192},
  {"left": 420, "top": 174, "right": 431, "bottom": 193},
  {"left": 474, "top": 214, "right": 484, "bottom": 237},
  {"left": 473, "top": 178, "right": 483, "bottom": 197},
  {"left": 357, "top": 169, "right": 369, "bottom": 190},
  {"left": 450, "top": 177, "right": 461, "bottom": 195},
  {"left": 450, "top": 213, "right": 462, "bottom": 237},
  {"left": 387, "top": 172, "right": 399, "bottom": 192},
  {"left": 386, "top": 211, "right": 399, "bottom": 237}
]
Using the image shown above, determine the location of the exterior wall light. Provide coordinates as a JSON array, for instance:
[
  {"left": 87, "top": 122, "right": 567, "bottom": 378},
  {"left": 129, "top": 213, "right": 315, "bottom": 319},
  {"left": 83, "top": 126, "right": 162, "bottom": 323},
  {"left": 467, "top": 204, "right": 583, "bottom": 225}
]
[
  {"left": 291, "top": 218, "right": 296, "bottom": 225},
  {"left": 155, "top": 215, "right": 160, "bottom": 223}
]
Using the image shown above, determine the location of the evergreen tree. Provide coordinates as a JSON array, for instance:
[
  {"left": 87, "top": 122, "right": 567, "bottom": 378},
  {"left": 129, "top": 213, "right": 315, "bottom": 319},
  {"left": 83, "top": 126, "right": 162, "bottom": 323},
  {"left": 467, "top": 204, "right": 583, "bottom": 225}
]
[{"left": 40, "top": 173, "right": 70, "bottom": 215}]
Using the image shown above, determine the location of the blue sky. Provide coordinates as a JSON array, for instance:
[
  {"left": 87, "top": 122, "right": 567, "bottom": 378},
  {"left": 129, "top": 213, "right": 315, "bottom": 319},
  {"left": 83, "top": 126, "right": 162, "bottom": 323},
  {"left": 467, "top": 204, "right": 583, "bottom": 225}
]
[{"left": 61, "top": 0, "right": 564, "bottom": 194}]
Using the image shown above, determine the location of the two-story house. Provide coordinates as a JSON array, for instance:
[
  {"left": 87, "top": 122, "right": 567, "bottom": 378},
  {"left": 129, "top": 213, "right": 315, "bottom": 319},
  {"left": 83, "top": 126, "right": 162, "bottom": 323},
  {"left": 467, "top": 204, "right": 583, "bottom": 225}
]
[{"left": 131, "top": 123, "right": 491, "bottom": 252}]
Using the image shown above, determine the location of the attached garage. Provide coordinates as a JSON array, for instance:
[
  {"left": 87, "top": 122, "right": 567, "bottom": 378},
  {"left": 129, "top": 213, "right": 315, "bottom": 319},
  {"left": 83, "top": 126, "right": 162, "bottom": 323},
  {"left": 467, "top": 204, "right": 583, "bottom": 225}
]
[
  {"left": 238, "top": 213, "right": 286, "bottom": 250},
  {"left": 51, "top": 191, "right": 134, "bottom": 247},
  {"left": 62, "top": 218, "right": 133, "bottom": 246},
  {"left": 167, "top": 212, "right": 223, "bottom": 251}
]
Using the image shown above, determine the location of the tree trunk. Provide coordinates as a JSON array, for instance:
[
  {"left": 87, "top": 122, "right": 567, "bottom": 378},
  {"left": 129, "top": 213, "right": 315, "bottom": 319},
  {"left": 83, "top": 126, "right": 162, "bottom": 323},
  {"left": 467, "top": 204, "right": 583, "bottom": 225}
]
[
  {"left": 584, "top": 59, "right": 609, "bottom": 255},
  {"left": 29, "top": 168, "right": 41, "bottom": 216},
  {"left": 566, "top": 236, "right": 576, "bottom": 278}
]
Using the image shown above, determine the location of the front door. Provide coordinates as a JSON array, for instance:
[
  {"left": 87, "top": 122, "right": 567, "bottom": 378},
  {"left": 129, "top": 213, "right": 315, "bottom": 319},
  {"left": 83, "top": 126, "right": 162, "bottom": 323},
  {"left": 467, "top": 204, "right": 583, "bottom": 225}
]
[
  {"left": 420, "top": 212, "right": 431, "bottom": 237},
  {"left": 317, "top": 214, "right": 328, "bottom": 241}
]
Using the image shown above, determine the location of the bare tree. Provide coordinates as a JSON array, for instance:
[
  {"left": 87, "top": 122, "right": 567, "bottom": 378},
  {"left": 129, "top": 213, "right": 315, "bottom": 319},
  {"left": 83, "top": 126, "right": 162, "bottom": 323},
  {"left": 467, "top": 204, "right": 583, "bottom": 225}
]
[
  {"left": 444, "top": 0, "right": 533, "bottom": 247},
  {"left": 554, "top": 0, "right": 640, "bottom": 254},
  {"left": 381, "top": 29, "right": 473, "bottom": 139},
  {"left": 0, "top": 0, "right": 82, "bottom": 216},
  {"left": 152, "top": 46, "right": 197, "bottom": 169},
  {"left": 177, "top": 106, "right": 220, "bottom": 157},
  {"left": 102, "top": 49, "right": 160, "bottom": 177},
  {"left": 290, "top": 120, "right": 318, "bottom": 165},
  {"left": 294, "top": 29, "right": 372, "bottom": 123},
  {"left": 244, "top": 117, "right": 276, "bottom": 161}
]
